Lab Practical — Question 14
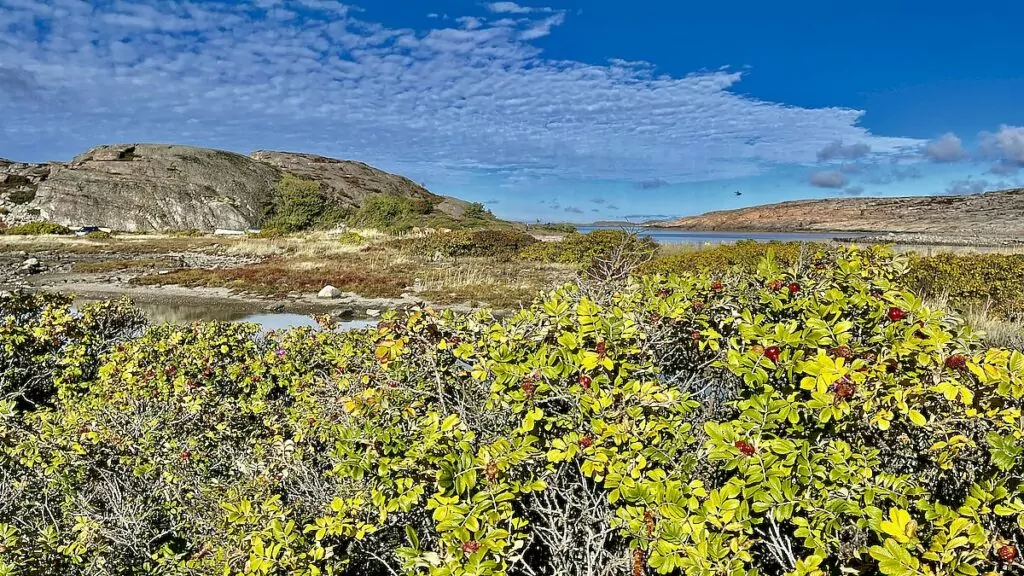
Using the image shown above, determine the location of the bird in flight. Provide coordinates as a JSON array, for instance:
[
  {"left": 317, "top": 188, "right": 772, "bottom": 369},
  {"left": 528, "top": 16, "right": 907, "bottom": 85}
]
[{"left": 734, "top": 190, "right": 742, "bottom": 196}]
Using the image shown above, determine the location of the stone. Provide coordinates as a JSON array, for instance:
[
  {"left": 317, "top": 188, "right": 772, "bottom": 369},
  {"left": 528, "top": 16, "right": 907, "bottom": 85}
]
[
  {"left": 366, "top": 308, "right": 382, "bottom": 317},
  {"left": 330, "top": 307, "right": 354, "bottom": 319},
  {"left": 265, "top": 302, "right": 286, "bottom": 311},
  {"left": 20, "top": 257, "right": 40, "bottom": 273},
  {"left": 317, "top": 285, "right": 341, "bottom": 299}
]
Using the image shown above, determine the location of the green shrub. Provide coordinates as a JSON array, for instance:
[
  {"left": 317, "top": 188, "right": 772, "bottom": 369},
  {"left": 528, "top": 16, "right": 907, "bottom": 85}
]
[
  {"left": 520, "top": 229, "right": 657, "bottom": 266},
  {"left": 338, "top": 231, "right": 364, "bottom": 245},
  {"left": 349, "top": 194, "right": 415, "bottom": 233},
  {"left": 84, "top": 230, "right": 112, "bottom": 240},
  {"left": 462, "top": 202, "right": 489, "bottom": 219},
  {"left": 4, "top": 221, "right": 72, "bottom": 235},
  {"left": 906, "top": 252, "right": 1024, "bottom": 320},
  {"left": 529, "top": 222, "right": 577, "bottom": 234},
  {"left": 6, "top": 248, "right": 1024, "bottom": 575},
  {"left": 8, "top": 187, "right": 36, "bottom": 205},
  {"left": 641, "top": 239, "right": 826, "bottom": 275},
  {"left": 388, "top": 229, "right": 538, "bottom": 258},
  {"left": 262, "top": 174, "right": 329, "bottom": 232}
]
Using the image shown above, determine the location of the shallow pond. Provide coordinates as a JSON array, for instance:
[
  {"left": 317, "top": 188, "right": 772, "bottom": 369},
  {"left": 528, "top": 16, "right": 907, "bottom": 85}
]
[{"left": 76, "top": 299, "right": 376, "bottom": 330}]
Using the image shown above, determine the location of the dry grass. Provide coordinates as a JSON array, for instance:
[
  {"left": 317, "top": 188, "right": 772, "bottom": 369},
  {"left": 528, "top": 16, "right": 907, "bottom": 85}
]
[
  {"left": 926, "top": 294, "right": 1024, "bottom": 350},
  {"left": 73, "top": 257, "right": 181, "bottom": 273},
  {"left": 131, "top": 247, "right": 573, "bottom": 307},
  {"left": 0, "top": 234, "right": 230, "bottom": 254}
]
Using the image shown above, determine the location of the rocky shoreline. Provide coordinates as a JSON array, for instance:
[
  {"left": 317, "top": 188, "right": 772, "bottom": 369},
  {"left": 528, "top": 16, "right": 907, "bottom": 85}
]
[{"left": 1, "top": 246, "right": 483, "bottom": 321}]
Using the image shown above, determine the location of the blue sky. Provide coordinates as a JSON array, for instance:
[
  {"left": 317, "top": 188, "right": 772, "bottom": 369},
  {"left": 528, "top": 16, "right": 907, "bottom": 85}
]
[{"left": 1, "top": 0, "right": 1023, "bottom": 222}]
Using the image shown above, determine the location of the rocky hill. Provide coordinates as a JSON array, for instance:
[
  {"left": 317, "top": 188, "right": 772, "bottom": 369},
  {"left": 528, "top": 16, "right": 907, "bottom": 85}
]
[
  {"left": 655, "top": 188, "right": 1024, "bottom": 238},
  {"left": 0, "top": 144, "right": 474, "bottom": 232}
]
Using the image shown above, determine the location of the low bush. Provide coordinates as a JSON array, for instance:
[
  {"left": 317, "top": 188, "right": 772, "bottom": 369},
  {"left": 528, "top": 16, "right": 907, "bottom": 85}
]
[
  {"left": 519, "top": 229, "right": 657, "bottom": 267},
  {"left": 389, "top": 229, "right": 538, "bottom": 258},
  {"left": 906, "top": 252, "right": 1024, "bottom": 320},
  {"left": 84, "top": 230, "right": 112, "bottom": 240},
  {"left": 5, "top": 248, "right": 1024, "bottom": 576},
  {"left": 641, "top": 240, "right": 826, "bottom": 275},
  {"left": 349, "top": 194, "right": 417, "bottom": 233},
  {"left": 338, "top": 231, "right": 364, "bottom": 245},
  {"left": 4, "top": 221, "right": 72, "bottom": 235}
]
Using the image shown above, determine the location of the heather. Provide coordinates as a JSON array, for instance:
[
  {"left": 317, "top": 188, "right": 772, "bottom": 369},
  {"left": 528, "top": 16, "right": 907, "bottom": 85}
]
[{"left": 4, "top": 245, "right": 1024, "bottom": 575}]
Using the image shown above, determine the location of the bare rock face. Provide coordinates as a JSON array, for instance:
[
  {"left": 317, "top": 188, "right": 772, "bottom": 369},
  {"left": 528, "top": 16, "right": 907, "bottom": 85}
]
[
  {"left": 29, "top": 144, "right": 281, "bottom": 232},
  {"left": 1, "top": 143, "right": 479, "bottom": 232},
  {"left": 1, "top": 159, "right": 53, "bottom": 225},
  {"left": 656, "top": 188, "right": 1024, "bottom": 237}
]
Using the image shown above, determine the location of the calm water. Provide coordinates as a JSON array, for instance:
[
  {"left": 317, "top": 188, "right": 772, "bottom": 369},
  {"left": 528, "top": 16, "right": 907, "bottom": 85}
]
[
  {"left": 76, "top": 298, "right": 376, "bottom": 331},
  {"left": 576, "top": 226, "right": 854, "bottom": 245}
]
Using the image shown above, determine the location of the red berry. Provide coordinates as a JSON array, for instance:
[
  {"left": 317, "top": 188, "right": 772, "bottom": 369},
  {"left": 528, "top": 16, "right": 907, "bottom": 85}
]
[
  {"left": 734, "top": 440, "right": 756, "bottom": 456},
  {"left": 764, "top": 346, "right": 781, "bottom": 363},
  {"left": 788, "top": 282, "right": 801, "bottom": 294},
  {"left": 179, "top": 450, "right": 191, "bottom": 461},
  {"left": 578, "top": 374, "right": 592, "bottom": 390},
  {"left": 710, "top": 280, "right": 724, "bottom": 292},
  {"left": 831, "top": 376, "right": 856, "bottom": 399},
  {"left": 462, "top": 541, "right": 481, "bottom": 554},
  {"left": 580, "top": 435, "right": 594, "bottom": 449},
  {"left": 768, "top": 279, "right": 783, "bottom": 291},
  {"left": 997, "top": 544, "right": 1017, "bottom": 563},
  {"left": 692, "top": 299, "right": 705, "bottom": 311},
  {"left": 656, "top": 288, "right": 671, "bottom": 298},
  {"left": 521, "top": 380, "right": 536, "bottom": 397},
  {"left": 485, "top": 461, "right": 498, "bottom": 482},
  {"left": 945, "top": 354, "right": 968, "bottom": 371},
  {"left": 887, "top": 307, "right": 906, "bottom": 322},
  {"left": 691, "top": 330, "right": 701, "bottom": 342},
  {"left": 596, "top": 341, "right": 607, "bottom": 358}
]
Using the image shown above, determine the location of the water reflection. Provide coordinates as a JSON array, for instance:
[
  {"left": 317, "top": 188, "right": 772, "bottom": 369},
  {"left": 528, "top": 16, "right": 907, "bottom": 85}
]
[
  {"left": 575, "top": 226, "right": 855, "bottom": 245},
  {"left": 75, "top": 298, "right": 376, "bottom": 331},
  {"left": 236, "top": 313, "right": 376, "bottom": 331}
]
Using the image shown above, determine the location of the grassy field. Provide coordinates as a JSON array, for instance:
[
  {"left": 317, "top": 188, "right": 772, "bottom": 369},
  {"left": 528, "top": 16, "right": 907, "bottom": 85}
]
[{"left": 5, "top": 229, "right": 1024, "bottom": 341}]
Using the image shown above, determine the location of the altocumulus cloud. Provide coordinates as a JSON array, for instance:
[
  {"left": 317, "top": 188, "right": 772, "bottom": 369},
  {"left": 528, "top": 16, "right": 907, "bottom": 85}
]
[{"left": 0, "top": 0, "right": 921, "bottom": 187}]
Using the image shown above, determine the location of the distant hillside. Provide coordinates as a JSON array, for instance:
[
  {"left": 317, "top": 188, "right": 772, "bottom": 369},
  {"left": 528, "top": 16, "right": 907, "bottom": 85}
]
[
  {"left": 655, "top": 188, "right": 1024, "bottom": 237},
  {"left": 0, "top": 144, "right": 494, "bottom": 232}
]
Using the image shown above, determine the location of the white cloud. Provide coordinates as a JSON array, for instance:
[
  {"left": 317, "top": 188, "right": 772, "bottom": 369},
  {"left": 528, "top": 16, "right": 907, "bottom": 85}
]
[
  {"left": 816, "top": 140, "right": 870, "bottom": 162},
  {"left": 0, "top": 0, "right": 923, "bottom": 188},
  {"left": 486, "top": 2, "right": 536, "bottom": 14},
  {"left": 809, "top": 170, "right": 849, "bottom": 189},
  {"left": 520, "top": 12, "right": 564, "bottom": 40},
  {"left": 945, "top": 177, "right": 992, "bottom": 196},
  {"left": 980, "top": 125, "right": 1024, "bottom": 166},
  {"left": 923, "top": 133, "right": 966, "bottom": 163}
]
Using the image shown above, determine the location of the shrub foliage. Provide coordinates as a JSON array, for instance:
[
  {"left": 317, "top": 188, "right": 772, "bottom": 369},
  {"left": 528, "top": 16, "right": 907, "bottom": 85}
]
[
  {"left": 388, "top": 229, "right": 538, "bottom": 258},
  {"left": 906, "top": 253, "right": 1024, "bottom": 320},
  {"left": 4, "top": 247, "right": 1024, "bottom": 575},
  {"left": 520, "top": 229, "right": 658, "bottom": 267},
  {"left": 3, "top": 221, "right": 73, "bottom": 235}
]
